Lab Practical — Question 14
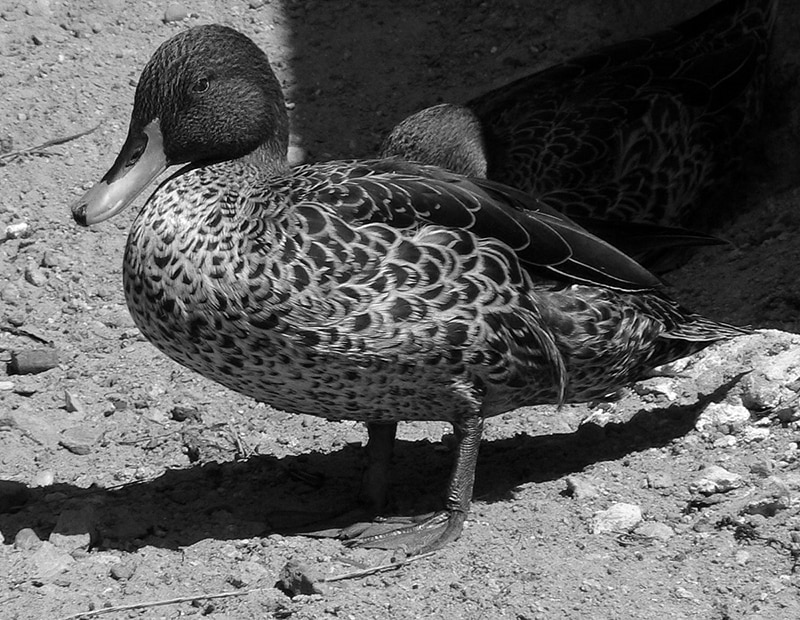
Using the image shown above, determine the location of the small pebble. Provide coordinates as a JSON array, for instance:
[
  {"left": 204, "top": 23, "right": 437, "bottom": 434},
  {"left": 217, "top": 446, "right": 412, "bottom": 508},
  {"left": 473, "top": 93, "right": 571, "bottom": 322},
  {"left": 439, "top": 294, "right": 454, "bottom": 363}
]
[
  {"left": 59, "top": 425, "right": 101, "bottom": 456},
  {"left": 743, "top": 477, "right": 792, "bottom": 517},
  {"left": 248, "top": 0, "right": 265, "bottom": 7},
  {"left": 277, "top": 560, "right": 324, "bottom": 596},
  {"left": 712, "top": 434, "right": 738, "bottom": 448},
  {"left": 740, "top": 372, "right": 783, "bottom": 411},
  {"left": 749, "top": 459, "right": 774, "bottom": 477},
  {"left": 24, "top": 265, "right": 48, "bottom": 287},
  {"left": 695, "top": 402, "right": 750, "bottom": 436},
  {"left": 776, "top": 406, "right": 800, "bottom": 424},
  {"left": 14, "top": 527, "right": 42, "bottom": 551},
  {"left": 40, "top": 250, "right": 62, "bottom": 268},
  {"left": 32, "top": 470, "right": 54, "bottom": 487},
  {"left": 592, "top": 502, "right": 642, "bottom": 534},
  {"left": 634, "top": 380, "right": 678, "bottom": 401},
  {"left": 163, "top": 2, "right": 189, "bottom": 23},
  {"left": 564, "top": 475, "right": 600, "bottom": 500},
  {"left": 30, "top": 541, "right": 74, "bottom": 582},
  {"left": 110, "top": 562, "right": 136, "bottom": 581},
  {"left": 171, "top": 405, "right": 201, "bottom": 422},
  {"left": 689, "top": 465, "right": 743, "bottom": 495},
  {"left": 64, "top": 391, "right": 84, "bottom": 414},
  {"left": 634, "top": 521, "right": 674, "bottom": 542},
  {"left": 6, "top": 311, "right": 26, "bottom": 326},
  {"left": 2, "top": 282, "right": 21, "bottom": 304},
  {"left": 742, "top": 426, "right": 770, "bottom": 442},
  {"left": 5, "top": 222, "right": 29, "bottom": 239},
  {"left": 9, "top": 348, "right": 59, "bottom": 375},
  {"left": 735, "top": 550, "right": 751, "bottom": 565},
  {"left": 647, "top": 471, "right": 674, "bottom": 490}
]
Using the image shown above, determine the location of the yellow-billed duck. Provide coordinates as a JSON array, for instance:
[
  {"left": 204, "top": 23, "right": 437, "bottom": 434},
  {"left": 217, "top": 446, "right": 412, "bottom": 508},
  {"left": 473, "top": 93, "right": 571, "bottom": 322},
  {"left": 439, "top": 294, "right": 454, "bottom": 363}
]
[
  {"left": 71, "top": 25, "right": 750, "bottom": 554},
  {"left": 380, "top": 0, "right": 778, "bottom": 263}
]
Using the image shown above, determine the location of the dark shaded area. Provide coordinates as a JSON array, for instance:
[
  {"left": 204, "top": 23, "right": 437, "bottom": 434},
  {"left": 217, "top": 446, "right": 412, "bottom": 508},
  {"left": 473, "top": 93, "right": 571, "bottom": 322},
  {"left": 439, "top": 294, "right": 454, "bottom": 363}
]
[{"left": 0, "top": 394, "right": 713, "bottom": 551}]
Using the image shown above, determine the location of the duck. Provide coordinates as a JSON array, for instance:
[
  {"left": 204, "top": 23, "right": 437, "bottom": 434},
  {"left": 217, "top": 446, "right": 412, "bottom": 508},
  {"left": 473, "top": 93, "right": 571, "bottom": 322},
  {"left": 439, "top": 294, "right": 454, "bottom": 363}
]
[
  {"left": 71, "top": 24, "right": 750, "bottom": 554},
  {"left": 380, "top": 0, "right": 778, "bottom": 262}
]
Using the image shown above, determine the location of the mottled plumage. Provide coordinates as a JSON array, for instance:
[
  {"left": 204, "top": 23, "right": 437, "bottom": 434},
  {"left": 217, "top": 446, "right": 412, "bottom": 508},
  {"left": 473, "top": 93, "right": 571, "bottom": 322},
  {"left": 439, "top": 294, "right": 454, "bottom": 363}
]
[
  {"left": 381, "top": 0, "right": 777, "bottom": 233},
  {"left": 72, "top": 25, "right": 749, "bottom": 553}
]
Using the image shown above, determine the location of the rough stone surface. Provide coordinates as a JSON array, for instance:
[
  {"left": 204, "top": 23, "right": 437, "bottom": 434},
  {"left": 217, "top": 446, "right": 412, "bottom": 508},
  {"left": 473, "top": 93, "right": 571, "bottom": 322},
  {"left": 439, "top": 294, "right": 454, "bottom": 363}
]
[{"left": 592, "top": 503, "right": 643, "bottom": 534}]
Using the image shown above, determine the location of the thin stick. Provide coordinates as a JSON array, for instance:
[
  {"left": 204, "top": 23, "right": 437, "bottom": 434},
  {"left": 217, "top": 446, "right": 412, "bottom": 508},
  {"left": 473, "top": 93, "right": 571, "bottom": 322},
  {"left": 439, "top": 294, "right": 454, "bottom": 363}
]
[
  {"left": 0, "top": 594, "right": 22, "bottom": 605},
  {"left": 50, "top": 551, "right": 434, "bottom": 619},
  {"left": 0, "top": 124, "right": 100, "bottom": 162},
  {"left": 55, "top": 588, "right": 255, "bottom": 620},
  {"left": 323, "top": 551, "right": 435, "bottom": 582}
]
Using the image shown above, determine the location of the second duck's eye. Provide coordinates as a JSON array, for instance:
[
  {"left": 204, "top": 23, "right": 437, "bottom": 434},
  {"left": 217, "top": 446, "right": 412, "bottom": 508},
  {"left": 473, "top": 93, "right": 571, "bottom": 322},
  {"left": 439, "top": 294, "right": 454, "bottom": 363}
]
[{"left": 192, "top": 77, "right": 210, "bottom": 93}]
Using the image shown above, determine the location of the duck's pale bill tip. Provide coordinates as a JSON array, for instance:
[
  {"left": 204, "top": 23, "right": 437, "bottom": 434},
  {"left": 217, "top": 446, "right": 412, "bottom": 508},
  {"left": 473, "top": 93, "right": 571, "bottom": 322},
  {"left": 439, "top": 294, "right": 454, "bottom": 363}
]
[{"left": 71, "top": 201, "right": 89, "bottom": 227}]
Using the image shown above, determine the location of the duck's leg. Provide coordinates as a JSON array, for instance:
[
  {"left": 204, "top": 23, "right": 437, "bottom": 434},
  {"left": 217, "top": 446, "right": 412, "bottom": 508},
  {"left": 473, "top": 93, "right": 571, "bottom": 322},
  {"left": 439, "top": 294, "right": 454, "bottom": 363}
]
[
  {"left": 291, "top": 421, "right": 397, "bottom": 538},
  {"left": 343, "top": 414, "right": 484, "bottom": 554},
  {"left": 358, "top": 422, "right": 397, "bottom": 513}
]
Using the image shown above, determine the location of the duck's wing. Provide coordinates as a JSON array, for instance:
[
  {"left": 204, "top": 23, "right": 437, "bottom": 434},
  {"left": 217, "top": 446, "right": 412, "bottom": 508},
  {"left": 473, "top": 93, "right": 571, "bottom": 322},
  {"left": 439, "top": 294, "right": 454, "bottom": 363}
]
[
  {"left": 468, "top": 0, "right": 777, "bottom": 224},
  {"left": 568, "top": 216, "right": 727, "bottom": 253},
  {"left": 289, "top": 160, "right": 661, "bottom": 292}
]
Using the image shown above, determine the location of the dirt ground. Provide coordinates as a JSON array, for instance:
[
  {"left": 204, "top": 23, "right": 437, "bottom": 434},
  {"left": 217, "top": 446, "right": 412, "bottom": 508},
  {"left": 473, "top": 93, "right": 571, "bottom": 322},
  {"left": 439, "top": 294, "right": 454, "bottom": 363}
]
[{"left": 2, "top": 0, "right": 800, "bottom": 618}]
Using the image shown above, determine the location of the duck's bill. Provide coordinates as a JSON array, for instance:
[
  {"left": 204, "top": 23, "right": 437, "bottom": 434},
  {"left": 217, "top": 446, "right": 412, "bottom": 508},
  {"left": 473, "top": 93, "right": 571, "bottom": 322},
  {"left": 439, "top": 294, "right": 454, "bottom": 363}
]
[{"left": 71, "top": 120, "right": 167, "bottom": 226}]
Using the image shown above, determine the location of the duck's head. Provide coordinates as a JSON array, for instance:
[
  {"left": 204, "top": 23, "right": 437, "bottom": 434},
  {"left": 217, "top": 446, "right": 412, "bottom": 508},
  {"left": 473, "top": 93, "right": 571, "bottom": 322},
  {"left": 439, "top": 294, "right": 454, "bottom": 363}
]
[
  {"left": 380, "top": 104, "right": 488, "bottom": 178},
  {"left": 72, "top": 24, "right": 289, "bottom": 226}
]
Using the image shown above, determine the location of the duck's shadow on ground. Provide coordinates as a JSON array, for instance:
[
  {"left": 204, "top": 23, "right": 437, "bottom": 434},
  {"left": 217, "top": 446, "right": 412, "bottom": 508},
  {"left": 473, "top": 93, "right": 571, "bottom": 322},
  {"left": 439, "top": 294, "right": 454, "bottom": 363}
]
[{"left": 0, "top": 390, "right": 722, "bottom": 553}]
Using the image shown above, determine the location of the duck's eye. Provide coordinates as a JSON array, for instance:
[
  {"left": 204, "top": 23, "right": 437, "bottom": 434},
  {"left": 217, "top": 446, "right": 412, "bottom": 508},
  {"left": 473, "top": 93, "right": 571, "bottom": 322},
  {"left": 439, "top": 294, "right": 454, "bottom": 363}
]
[{"left": 192, "top": 77, "right": 210, "bottom": 93}]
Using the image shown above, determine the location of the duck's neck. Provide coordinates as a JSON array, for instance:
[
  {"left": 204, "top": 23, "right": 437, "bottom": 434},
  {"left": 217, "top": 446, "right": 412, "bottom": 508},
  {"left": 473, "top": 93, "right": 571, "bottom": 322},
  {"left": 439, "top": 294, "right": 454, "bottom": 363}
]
[{"left": 239, "top": 139, "right": 291, "bottom": 178}]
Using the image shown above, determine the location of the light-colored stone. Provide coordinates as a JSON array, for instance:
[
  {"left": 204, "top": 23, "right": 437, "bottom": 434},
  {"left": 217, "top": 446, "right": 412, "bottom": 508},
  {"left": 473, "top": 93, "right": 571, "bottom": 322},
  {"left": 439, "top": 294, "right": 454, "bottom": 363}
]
[
  {"left": 634, "top": 521, "right": 674, "bottom": 542},
  {"left": 4, "top": 222, "right": 29, "bottom": 239},
  {"left": 64, "top": 390, "right": 84, "bottom": 414},
  {"left": 14, "top": 527, "right": 42, "bottom": 551},
  {"left": 30, "top": 541, "right": 74, "bottom": 582},
  {"left": 110, "top": 562, "right": 135, "bottom": 581},
  {"left": 565, "top": 475, "right": 600, "bottom": 500},
  {"left": 689, "top": 465, "right": 743, "bottom": 495},
  {"left": 647, "top": 471, "right": 674, "bottom": 490},
  {"left": 163, "top": 2, "right": 188, "bottom": 23},
  {"left": 592, "top": 502, "right": 642, "bottom": 534},
  {"left": 59, "top": 425, "right": 102, "bottom": 455},
  {"left": 695, "top": 402, "right": 751, "bottom": 436},
  {"left": 742, "top": 426, "right": 770, "bottom": 443},
  {"left": 32, "top": 470, "right": 54, "bottom": 487}
]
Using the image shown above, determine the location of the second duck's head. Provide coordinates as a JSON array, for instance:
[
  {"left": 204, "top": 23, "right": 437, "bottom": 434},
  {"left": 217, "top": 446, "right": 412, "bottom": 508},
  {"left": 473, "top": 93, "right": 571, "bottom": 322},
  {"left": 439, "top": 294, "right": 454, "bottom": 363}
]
[{"left": 72, "top": 25, "right": 288, "bottom": 226}]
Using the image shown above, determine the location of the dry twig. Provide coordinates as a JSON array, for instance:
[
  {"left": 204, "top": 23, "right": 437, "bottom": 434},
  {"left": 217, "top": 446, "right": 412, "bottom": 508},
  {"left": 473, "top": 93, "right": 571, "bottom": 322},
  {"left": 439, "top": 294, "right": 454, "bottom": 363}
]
[
  {"left": 53, "top": 552, "right": 434, "bottom": 619},
  {"left": 323, "top": 551, "right": 435, "bottom": 582},
  {"left": 0, "top": 124, "right": 100, "bottom": 165},
  {"left": 55, "top": 589, "right": 255, "bottom": 620}
]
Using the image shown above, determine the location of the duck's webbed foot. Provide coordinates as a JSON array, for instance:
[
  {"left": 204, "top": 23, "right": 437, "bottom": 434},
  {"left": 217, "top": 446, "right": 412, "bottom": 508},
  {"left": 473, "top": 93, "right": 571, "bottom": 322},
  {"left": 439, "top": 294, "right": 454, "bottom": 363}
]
[
  {"left": 339, "top": 415, "right": 484, "bottom": 555},
  {"left": 339, "top": 509, "right": 468, "bottom": 554}
]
